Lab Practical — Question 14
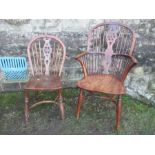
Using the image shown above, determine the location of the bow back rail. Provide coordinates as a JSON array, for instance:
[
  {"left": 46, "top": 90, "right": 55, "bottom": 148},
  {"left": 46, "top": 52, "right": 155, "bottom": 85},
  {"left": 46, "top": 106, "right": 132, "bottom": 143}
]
[{"left": 87, "top": 22, "right": 136, "bottom": 56}]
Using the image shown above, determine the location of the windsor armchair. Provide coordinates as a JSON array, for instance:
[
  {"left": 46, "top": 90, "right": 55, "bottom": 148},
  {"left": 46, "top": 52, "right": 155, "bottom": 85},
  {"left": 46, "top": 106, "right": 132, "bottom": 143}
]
[
  {"left": 24, "top": 35, "right": 66, "bottom": 123},
  {"left": 75, "top": 22, "right": 137, "bottom": 129}
]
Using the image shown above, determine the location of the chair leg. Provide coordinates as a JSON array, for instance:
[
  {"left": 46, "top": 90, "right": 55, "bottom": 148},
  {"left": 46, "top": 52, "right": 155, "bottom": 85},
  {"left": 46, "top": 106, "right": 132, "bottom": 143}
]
[
  {"left": 24, "top": 90, "right": 29, "bottom": 124},
  {"left": 116, "top": 95, "right": 122, "bottom": 129},
  {"left": 76, "top": 89, "right": 84, "bottom": 119},
  {"left": 58, "top": 89, "right": 65, "bottom": 120},
  {"left": 33, "top": 91, "right": 38, "bottom": 102}
]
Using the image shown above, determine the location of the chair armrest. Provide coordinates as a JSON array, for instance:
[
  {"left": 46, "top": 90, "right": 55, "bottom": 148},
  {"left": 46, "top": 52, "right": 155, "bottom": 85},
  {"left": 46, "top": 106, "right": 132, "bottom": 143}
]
[
  {"left": 113, "top": 53, "right": 138, "bottom": 63},
  {"left": 74, "top": 52, "right": 88, "bottom": 78},
  {"left": 131, "top": 56, "right": 138, "bottom": 65},
  {"left": 74, "top": 51, "right": 88, "bottom": 60},
  {"left": 74, "top": 52, "right": 138, "bottom": 81},
  {"left": 121, "top": 55, "right": 138, "bottom": 81},
  {"left": 110, "top": 54, "right": 138, "bottom": 81}
]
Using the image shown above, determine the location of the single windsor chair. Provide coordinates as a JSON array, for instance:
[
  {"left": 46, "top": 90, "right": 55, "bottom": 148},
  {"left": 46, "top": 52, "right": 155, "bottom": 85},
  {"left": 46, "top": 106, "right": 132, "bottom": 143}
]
[
  {"left": 24, "top": 35, "right": 66, "bottom": 123},
  {"left": 75, "top": 22, "right": 138, "bottom": 129}
]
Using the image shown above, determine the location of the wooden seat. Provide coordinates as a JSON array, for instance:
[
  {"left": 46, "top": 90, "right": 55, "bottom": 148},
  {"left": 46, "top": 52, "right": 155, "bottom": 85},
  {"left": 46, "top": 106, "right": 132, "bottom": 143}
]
[
  {"left": 77, "top": 75, "right": 125, "bottom": 95},
  {"left": 75, "top": 22, "right": 138, "bottom": 129},
  {"left": 24, "top": 75, "right": 62, "bottom": 91}
]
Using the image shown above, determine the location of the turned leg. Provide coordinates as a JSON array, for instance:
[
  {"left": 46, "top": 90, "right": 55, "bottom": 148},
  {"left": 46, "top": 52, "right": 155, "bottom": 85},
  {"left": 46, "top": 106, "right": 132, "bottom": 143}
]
[
  {"left": 76, "top": 88, "right": 84, "bottom": 119},
  {"left": 24, "top": 90, "right": 29, "bottom": 124},
  {"left": 58, "top": 89, "right": 65, "bottom": 120},
  {"left": 116, "top": 95, "right": 122, "bottom": 129}
]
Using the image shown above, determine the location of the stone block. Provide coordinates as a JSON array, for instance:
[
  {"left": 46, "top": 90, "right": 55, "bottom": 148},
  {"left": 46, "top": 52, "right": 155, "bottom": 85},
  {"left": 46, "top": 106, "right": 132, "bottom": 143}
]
[{"left": 133, "top": 67, "right": 144, "bottom": 75}]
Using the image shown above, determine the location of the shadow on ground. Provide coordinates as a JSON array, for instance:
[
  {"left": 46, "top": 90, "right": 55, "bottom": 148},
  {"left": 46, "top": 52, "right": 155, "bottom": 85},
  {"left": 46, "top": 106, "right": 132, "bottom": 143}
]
[{"left": 0, "top": 88, "right": 155, "bottom": 135}]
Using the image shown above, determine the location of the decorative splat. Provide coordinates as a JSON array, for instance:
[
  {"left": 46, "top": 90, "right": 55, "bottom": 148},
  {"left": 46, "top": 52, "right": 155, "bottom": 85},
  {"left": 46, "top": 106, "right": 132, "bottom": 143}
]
[
  {"left": 102, "top": 26, "right": 118, "bottom": 73},
  {"left": 43, "top": 38, "right": 52, "bottom": 75}
]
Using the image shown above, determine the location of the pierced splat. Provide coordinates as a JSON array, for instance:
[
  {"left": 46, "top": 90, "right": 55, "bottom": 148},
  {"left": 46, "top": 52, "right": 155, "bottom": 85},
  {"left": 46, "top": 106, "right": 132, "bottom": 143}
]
[
  {"left": 102, "top": 29, "right": 118, "bottom": 73},
  {"left": 43, "top": 38, "right": 52, "bottom": 75}
]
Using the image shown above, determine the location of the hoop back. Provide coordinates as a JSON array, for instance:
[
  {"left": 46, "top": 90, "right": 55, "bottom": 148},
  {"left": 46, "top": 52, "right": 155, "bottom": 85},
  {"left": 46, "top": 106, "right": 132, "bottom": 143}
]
[
  {"left": 81, "top": 22, "right": 136, "bottom": 80},
  {"left": 27, "top": 35, "right": 66, "bottom": 77},
  {"left": 87, "top": 22, "right": 136, "bottom": 56}
]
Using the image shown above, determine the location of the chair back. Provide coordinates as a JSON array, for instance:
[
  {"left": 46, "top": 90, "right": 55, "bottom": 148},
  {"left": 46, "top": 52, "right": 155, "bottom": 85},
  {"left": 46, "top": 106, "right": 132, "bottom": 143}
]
[
  {"left": 87, "top": 22, "right": 136, "bottom": 56},
  {"left": 81, "top": 22, "right": 136, "bottom": 79},
  {"left": 27, "top": 35, "right": 66, "bottom": 77}
]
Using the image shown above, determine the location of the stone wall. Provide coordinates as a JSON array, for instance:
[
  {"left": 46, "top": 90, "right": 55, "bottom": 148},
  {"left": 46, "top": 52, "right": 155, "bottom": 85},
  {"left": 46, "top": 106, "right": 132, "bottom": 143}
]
[{"left": 0, "top": 19, "right": 155, "bottom": 105}]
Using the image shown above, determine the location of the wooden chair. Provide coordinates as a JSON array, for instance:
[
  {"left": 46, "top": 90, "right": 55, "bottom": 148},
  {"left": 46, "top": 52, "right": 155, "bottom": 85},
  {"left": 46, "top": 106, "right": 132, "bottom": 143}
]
[
  {"left": 24, "top": 35, "right": 66, "bottom": 123},
  {"left": 75, "top": 22, "right": 138, "bottom": 129}
]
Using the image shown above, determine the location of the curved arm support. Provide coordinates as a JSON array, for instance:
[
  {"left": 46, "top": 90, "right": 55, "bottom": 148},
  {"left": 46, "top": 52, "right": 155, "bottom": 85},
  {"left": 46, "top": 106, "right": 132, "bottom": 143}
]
[
  {"left": 122, "top": 55, "right": 138, "bottom": 81},
  {"left": 75, "top": 52, "right": 88, "bottom": 78}
]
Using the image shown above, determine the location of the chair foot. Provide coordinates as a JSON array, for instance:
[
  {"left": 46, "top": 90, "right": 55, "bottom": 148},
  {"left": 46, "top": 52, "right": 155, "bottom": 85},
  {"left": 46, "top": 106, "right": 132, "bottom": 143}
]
[
  {"left": 76, "top": 89, "right": 84, "bottom": 119},
  {"left": 116, "top": 95, "right": 122, "bottom": 129},
  {"left": 58, "top": 89, "right": 65, "bottom": 120},
  {"left": 24, "top": 90, "right": 29, "bottom": 124}
]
